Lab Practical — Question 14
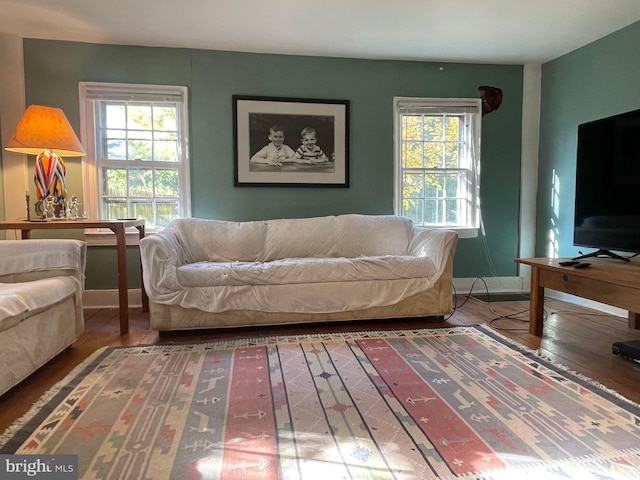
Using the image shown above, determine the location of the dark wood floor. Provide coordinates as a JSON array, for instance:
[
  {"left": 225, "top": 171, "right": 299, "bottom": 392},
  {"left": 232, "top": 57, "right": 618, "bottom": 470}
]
[{"left": 2, "top": 296, "right": 640, "bottom": 434}]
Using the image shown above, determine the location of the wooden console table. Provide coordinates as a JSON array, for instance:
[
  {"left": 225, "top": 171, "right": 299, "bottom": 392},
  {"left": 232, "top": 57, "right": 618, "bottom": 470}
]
[
  {"left": 0, "top": 219, "right": 148, "bottom": 334},
  {"left": 516, "top": 257, "right": 640, "bottom": 336}
]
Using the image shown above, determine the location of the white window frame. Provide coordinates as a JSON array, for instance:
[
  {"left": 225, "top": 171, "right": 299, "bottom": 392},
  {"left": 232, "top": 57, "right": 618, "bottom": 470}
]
[
  {"left": 79, "top": 82, "right": 191, "bottom": 241},
  {"left": 393, "top": 97, "right": 481, "bottom": 237}
]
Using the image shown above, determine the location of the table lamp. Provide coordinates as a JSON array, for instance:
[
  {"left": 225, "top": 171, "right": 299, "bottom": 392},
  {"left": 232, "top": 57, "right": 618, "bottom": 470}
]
[{"left": 5, "top": 105, "right": 86, "bottom": 218}]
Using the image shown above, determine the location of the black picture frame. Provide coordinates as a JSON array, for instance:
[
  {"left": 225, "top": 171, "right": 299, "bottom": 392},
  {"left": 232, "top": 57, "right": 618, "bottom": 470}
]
[{"left": 233, "top": 95, "right": 349, "bottom": 187}]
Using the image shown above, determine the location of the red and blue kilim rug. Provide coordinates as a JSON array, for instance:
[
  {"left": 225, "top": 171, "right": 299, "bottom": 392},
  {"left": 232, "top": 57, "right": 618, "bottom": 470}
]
[{"left": 1, "top": 325, "right": 639, "bottom": 479}]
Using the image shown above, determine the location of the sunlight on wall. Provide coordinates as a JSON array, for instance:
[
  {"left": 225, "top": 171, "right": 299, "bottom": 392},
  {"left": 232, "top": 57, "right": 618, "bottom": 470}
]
[{"left": 547, "top": 169, "right": 560, "bottom": 258}]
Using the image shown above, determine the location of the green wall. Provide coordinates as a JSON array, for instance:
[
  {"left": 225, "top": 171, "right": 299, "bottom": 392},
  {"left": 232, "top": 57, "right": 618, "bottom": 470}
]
[
  {"left": 538, "top": 21, "right": 640, "bottom": 258},
  {"left": 18, "top": 39, "right": 524, "bottom": 288}
]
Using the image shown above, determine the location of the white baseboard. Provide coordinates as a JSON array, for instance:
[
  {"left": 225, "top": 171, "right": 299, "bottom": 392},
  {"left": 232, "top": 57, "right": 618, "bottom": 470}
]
[
  {"left": 453, "top": 276, "right": 525, "bottom": 296},
  {"left": 83, "top": 289, "right": 142, "bottom": 309}
]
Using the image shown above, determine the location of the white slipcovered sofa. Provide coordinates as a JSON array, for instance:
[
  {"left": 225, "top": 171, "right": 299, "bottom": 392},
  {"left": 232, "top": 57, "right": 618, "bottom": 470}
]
[
  {"left": 140, "top": 214, "right": 458, "bottom": 332},
  {"left": 0, "top": 239, "right": 86, "bottom": 396}
]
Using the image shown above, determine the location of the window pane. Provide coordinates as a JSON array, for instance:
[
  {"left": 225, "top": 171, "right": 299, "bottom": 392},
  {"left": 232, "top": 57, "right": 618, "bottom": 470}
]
[
  {"left": 153, "top": 106, "right": 177, "bottom": 130},
  {"left": 403, "top": 198, "right": 423, "bottom": 225},
  {"left": 103, "top": 168, "right": 127, "bottom": 196},
  {"left": 156, "top": 202, "right": 180, "bottom": 228},
  {"left": 444, "top": 172, "right": 456, "bottom": 197},
  {"left": 446, "top": 198, "right": 470, "bottom": 225},
  {"left": 445, "top": 116, "right": 459, "bottom": 139},
  {"left": 423, "top": 116, "right": 442, "bottom": 141},
  {"left": 424, "top": 143, "right": 443, "bottom": 168},
  {"left": 445, "top": 116, "right": 461, "bottom": 168},
  {"left": 103, "top": 199, "right": 127, "bottom": 220},
  {"left": 154, "top": 131, "right": 178, "bottom": 162},
  {"left": 402, "top": 116, "right": 422, "bottom": 140},
  {"left": 105, "top": 105, "right": 126, "bottom": 128},
  {"left": 129, "top": 168, "right": 153, "bottom": 197},
  {"left": 423, "top": 199, "right": 439, "bottom": 223},
  {"left": 403, "top": 141, "right": 423, "bottom": 167},
  {"left": 130, "top": 201, "right": 153, "bottom": 224},
  {"left": 424, "top": 173, "right": 445, "bottom": 198},
  {"left": 105, "top": 137, "right": 127, "bottom": 160},
  {"left": 128, "top": 138, "right": 153, "bottom": 161},
  {"left": 128, "top": 105, "right": 152, "bottom": 130},
  {"left": 445, "top": 141, "right": 460, "bottom": 168},
  {"left": 403, "top": 172, "right": 424, "bottom": 199},
  {"left": 155, "top": 169, "right": 179, "bottom": 197}
]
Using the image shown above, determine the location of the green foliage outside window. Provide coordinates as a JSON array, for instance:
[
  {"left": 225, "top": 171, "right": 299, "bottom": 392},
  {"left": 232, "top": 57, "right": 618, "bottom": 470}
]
[
  {"left": 401, "top": 114, "right": 465, "bottom": 225},
  {"left": 99, "top": 102, "right": 181, "bottom": 228}
]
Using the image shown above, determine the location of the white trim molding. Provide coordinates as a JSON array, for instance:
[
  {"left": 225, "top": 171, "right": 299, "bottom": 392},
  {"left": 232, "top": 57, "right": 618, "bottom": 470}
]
[
  {"left": 454, "top": 276, "right": 525, "bottom": 296},
  {"left": 0, "top": 33, "right": 27, "bottom": 233}
]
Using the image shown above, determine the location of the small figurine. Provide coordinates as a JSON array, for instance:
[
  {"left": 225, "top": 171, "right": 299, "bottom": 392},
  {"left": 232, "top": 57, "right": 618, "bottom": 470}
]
[
  {"left": 68, "top": 194, "right": 80, "bottom": 219},
  {"left": 44, "top": 195, "right": 56, "bottom": 219}
]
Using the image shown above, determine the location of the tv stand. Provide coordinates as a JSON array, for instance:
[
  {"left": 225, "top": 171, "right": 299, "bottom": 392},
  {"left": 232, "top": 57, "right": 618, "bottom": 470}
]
[
  {"left": 572, "top": 249, "right": 631, "bottom": 262},
  {"left": 515, "top": 257, "right": 640, "bottom": 336}
]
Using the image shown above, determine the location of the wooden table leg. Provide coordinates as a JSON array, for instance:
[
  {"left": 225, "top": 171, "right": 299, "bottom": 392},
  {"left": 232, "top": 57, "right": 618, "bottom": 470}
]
[
  {"left": 629, "top": 312, "right": 640, "bottom": 329},
  {"left": 113, "top": 224, "right": 129, "bottom": 334},
  {"left": 528, "top": 266, "right": 545, "bottom": 336},
  {"left": 136, "top": 225, "right": 149, "bottom": 312}
]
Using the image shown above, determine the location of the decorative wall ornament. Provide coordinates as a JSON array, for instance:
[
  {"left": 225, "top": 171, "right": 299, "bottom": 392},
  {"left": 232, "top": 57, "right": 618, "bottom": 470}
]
[{"left": 478, "top": 86, "right": 503, "bottom": 115}]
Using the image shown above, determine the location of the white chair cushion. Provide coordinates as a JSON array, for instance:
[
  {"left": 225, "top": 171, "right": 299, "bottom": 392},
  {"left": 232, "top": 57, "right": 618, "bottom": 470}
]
[{"left": 0, "top": 277, "right": 78, "bottom": 332}]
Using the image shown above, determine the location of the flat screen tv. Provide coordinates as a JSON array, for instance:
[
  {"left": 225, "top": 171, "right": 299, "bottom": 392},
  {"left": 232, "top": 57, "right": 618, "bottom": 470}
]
[{"left": 573, "top": 108, "right": 640, "bottom": 261}]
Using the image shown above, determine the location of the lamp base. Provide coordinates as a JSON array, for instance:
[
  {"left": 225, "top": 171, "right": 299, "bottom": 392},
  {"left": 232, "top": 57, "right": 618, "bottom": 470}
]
[{"left": 34, "top": 199, "right": 45, "bottom": 219}]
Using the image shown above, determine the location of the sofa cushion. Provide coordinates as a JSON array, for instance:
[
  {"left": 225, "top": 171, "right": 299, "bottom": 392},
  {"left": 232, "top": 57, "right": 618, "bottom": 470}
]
[
  {"left": 332, "top": 214, "right": 412, "bottom": 257},
  {"left": 0, "top": 277, "right": 79, "bottom": 333},
  {"left": 262, "top": 216, "right": 338, "bottom": 261},
  {"left": 170, "top": 215, "right": 413, "bottom": 263},
  {"left": 171, "top": 218, "right": 268, "bottom": 262},
  {"left": 175, "top": 255, "right": 437, "bottom": 287},
  {"left": 260, "top": 214, "right": 412, "bottom": 262}
]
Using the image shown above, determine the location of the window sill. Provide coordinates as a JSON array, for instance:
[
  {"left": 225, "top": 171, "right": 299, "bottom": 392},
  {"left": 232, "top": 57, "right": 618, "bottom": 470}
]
[
  {"left": 450, "top": 227, "right": 479, "bottom": 239},
  {"left": 417, "top": 226, "right": 479, "bottom": 238},
  {"left": 83, "top": 227, "right": 147, "bottom": 246}
]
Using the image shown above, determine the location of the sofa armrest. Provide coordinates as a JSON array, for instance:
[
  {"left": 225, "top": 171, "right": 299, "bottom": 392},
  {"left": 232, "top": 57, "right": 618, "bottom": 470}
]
[
  {"left": 140, "top": 230, "right": 187, "bottom": 298},
  {"left": 0, "top": 239, "right": 86, "bottom": 285},
  {"left": 409, "top": 227, "right": 459, "bottom": 277}
]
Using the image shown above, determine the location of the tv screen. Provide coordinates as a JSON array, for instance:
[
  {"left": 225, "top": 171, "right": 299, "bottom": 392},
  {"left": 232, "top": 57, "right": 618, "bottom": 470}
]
[{"left": 574, "top": 108, "right": 640, "bottom": 258}]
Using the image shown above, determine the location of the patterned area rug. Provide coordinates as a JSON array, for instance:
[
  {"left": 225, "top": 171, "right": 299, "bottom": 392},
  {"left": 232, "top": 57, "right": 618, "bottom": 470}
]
[{"left": 1, "top": 325, "right": 639, "bottom": 479}]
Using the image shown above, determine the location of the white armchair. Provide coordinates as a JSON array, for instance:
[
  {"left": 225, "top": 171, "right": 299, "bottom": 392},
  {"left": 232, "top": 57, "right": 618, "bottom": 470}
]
[{"left": 0, "top": 239, "right": 86, "bottom": 396}]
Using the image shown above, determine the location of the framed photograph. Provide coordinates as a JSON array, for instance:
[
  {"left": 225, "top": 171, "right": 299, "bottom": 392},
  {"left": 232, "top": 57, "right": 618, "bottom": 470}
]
[{"left": 233, "top": 95, "right": 349, "bottom": 187}]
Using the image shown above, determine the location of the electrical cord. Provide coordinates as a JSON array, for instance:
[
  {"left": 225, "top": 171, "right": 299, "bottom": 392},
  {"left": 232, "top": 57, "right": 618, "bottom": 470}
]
[
  {"left": 448, "top": 274, "right": 624, "bottom": 331},
  {"left": 447, "top": 276, "right": 547, "bottom": 332}
]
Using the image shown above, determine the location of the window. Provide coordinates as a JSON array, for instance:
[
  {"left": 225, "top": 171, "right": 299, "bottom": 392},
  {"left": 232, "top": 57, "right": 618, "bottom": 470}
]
[
  {"left": 393, "top": 97, "right": 481, "bottom": 234},
  {"left": 79, "top": 82, "right": 190, "bottom": 230}
]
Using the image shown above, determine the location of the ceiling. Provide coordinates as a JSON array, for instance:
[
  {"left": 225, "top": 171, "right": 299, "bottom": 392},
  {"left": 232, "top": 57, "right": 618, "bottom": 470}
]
[{"left": 1, "top": 0, "right": 640, "bottom": 64}]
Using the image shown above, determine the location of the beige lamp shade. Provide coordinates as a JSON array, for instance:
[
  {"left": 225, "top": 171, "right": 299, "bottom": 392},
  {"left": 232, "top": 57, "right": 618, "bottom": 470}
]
[{"left": 5, "top": 105, "right": 86, "bottom": 157}]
